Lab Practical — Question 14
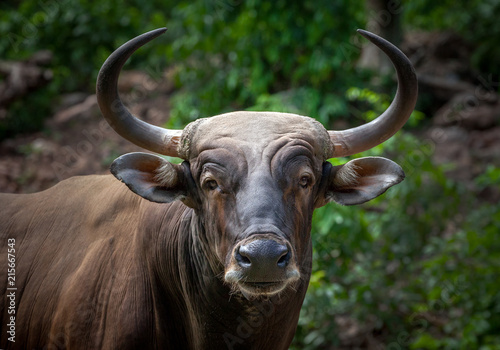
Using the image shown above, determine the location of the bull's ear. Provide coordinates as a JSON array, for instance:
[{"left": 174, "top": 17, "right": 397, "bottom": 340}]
[
  {"left": 316, "top": 157, "right": 405, "bottom": 207},
  {"left": 110, "top": 152, "right": 195, "bottom": 206}
]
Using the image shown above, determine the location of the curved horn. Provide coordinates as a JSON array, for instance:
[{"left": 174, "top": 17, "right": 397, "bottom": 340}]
[
  {"left": 96, "top": 28, "right": 182, "bottom": 157},
  {"left": 328, "top": 29, "right": 418, "bottom": 158}
]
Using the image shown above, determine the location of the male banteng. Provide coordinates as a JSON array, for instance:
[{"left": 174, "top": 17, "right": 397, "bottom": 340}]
[{"left": 0, "top": 28, "right": 417, "bottom": 349}]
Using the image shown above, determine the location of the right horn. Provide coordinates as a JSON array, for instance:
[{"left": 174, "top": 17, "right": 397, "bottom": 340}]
[
  {"left": 328, "top": 29, "right": 418, "bottom": 158},
  {"left": 96, "top": 28, "right": 183, "bottom": 157}
]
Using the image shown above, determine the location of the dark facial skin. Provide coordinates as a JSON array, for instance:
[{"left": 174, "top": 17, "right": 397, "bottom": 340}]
[{"left": 188, "top": 134, "right": 325, "bottom": 298}]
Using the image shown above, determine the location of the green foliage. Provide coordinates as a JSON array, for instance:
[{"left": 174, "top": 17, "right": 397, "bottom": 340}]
[
  {"left": 294, "top": 136, "right": 500, "bottom": 349},
  {"left": 476, "top": 166, "right": 500, "bottom": 188},
  {"left": 0, "top": 0, "right": 170, "bottom": 89},
  {"left": 0, "top": 0, "right": 171, "bottom": 138},
  {"left": 2, "top": 1, "right": 500, "bottom": 348},
  {"left": 291, "top": 90, "right": 500, "bottom": 349},
  {"left": 0, "top": 88, "right": 54, "bottom": 139},
  {"left": 164, "top": 0, "right": 366, "bottom": 125}
]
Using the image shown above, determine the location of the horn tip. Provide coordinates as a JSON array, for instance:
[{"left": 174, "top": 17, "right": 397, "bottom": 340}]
[
  {"left": 150, "top": 27, "right": 168, "bottom": 38},
  {"left": 356, "top": 29, "right": 374, "bottom": 40}
]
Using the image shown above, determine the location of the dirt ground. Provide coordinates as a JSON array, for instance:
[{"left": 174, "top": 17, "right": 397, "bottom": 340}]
[{"left": 0, "top": 70, "right": 175, "bottom": 193}]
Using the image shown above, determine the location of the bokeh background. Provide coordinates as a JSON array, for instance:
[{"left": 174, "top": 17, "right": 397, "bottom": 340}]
[{"left": 1, "top": 0, "right": 500, "bottom": 348}]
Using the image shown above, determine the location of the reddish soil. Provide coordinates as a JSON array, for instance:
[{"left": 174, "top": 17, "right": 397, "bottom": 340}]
[{"left": 0, "top": 70, "right": 174, "bottom": 193}]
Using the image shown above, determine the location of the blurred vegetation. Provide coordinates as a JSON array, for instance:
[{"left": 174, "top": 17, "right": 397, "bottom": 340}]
[
  {"left": 294, "top": 94, "right": 500, "bottom": 350},
  {"left": 0, "top": 0, "right": 173, "bottom": 138},
  {"left": 405, "top": 0, "right": 500, "bottom": 79},
  {"left": 1, "top": 0, "right": 500, "bottom": 348}
]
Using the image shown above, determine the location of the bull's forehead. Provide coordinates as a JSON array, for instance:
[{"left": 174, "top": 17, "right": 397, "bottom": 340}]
[{"left": 178, "top": 111, "right": 332, "bottom": 161}]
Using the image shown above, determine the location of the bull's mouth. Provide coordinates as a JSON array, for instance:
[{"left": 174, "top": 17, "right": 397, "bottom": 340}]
[
  {"left": 240, "top": 280, "right": 285, "bottom": 292},
  {"left": 247, "top": 281, "right": 281, "bottom": 287},
  {"left": 237, "top": 280, "right": 288, "bottom": 299},
  {"left": 225, "top": 269, "right": 300, "bottom": 300}
]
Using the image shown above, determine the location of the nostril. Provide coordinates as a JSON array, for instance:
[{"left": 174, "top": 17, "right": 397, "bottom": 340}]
[
  {"left": 235, "top": 247, "right": 252, "bottom": 267},
  {"left": 277, "top": 250, "right": 291, "bottom": 268}
]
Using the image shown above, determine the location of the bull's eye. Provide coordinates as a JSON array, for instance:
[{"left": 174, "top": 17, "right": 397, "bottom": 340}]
[
  {"left": 204, "top": 179, "right": 219, "bottom": 191},
  {"left": 299, "top": 175, "right": 311, "bottom": 189}
]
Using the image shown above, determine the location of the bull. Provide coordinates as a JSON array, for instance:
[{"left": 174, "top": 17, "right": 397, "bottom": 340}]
[{"left": 0, "top": 28, "right": 417, "bottom": 349}]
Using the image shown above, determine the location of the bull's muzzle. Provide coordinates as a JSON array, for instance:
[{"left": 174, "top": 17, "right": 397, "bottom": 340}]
[
  {"left": 225, "top": 235, "right": 300, "bottom": 299},
  {"left": 236, "top": 239, "right": 291, "bottom": 277}
]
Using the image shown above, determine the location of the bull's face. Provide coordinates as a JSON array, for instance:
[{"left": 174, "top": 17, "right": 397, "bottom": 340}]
[
  {"left": 96, "top": 29, "right": 417, "bottom": 299},
  {"left": 110, "top": 112, "right": 405, "bottom": 299},
  {"left": 184, "top": 113, "right": 327, "bottom": 297}
]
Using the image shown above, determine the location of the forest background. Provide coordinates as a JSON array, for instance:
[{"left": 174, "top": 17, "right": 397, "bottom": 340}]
[{"left": 1, "top": 0, "right": 500, "bottom": 348}]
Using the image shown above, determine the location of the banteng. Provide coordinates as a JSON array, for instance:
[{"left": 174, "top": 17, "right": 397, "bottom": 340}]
[{"left": 0, "top": 28, "right": 417, "bottom": 349}]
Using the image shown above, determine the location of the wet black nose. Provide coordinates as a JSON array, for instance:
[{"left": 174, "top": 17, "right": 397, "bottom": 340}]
[{"left": 235, "top": 239, "right": 291, "bottom": 277}]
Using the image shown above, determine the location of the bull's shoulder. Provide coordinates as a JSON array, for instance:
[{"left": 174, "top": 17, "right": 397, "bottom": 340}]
[
  {"left": 41, "top": 174, "right": 130, "bottom": 198},
  {"left": 0, "top": 175, "right": 179, "bottom": 349},
  {"left": 0, "top": 174, "right": 191, "bottom": 241},
  {"left": 0, "top": 175, "right": 142, "bottom": 242},
  {"left": 0, "top": 174, "right": 126, "bottom": 202},
  {"left": 3, "top": 174, "right": 135, "bottom": 202}
]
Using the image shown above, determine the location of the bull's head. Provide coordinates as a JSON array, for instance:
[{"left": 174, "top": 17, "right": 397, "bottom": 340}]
[{"left": 96, "top": 28, "right": 417, "bottom": 299}]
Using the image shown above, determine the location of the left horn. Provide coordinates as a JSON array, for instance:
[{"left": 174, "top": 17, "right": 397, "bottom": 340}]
[
  {"left": 96, "top": 28, "right": 182, "bottom": 157},
  {"left": 328, "top": 29, "right": 418, "bottom": 158}
]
